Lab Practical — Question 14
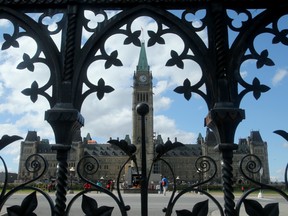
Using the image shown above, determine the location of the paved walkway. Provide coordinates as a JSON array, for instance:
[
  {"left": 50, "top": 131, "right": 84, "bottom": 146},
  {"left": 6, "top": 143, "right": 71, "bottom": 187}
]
[{"left": 1, "top": 191, "right": 287, "bottom": 215}]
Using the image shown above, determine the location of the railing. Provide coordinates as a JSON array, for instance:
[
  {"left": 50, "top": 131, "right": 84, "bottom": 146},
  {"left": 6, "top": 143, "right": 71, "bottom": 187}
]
[
  {"left": 0, "top": 1, "right": 288, "bottom": 215},
  {"left": 1, "top": 106, "right": 288, "bottom": 216}
]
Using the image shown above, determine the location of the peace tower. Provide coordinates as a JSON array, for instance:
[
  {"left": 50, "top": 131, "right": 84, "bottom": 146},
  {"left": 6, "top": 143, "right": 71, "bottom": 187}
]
[{"left": 132, "top": 42, "right": 154, "bottom": 172}]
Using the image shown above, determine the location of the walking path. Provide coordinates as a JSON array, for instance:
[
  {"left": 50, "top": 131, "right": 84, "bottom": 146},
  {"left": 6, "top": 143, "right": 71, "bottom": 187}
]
[{"left": 1, "top": 190, "right": 287, "bottom": 215}]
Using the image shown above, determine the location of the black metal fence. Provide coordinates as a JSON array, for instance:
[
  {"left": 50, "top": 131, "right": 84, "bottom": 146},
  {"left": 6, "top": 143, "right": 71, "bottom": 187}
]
[{"left": 0, "top": 1, "right": 288, "bottom": 215}]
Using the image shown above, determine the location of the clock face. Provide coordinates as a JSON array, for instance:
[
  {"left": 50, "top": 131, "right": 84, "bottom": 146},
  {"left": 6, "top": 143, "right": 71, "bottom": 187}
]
[{"left": 139, "top": 75, "right": 147, "bottom": 82}]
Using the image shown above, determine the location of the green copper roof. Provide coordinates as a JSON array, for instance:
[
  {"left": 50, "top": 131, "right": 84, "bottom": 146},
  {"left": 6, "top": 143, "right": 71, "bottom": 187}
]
[{"left": 137, "top": 42, "right": 150, "bottom": 72}]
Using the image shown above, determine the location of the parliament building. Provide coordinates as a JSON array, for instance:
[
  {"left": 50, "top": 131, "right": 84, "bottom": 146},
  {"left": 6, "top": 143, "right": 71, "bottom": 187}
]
[{"left": 18, "top": 43, "right": 270, "bottom": 186}]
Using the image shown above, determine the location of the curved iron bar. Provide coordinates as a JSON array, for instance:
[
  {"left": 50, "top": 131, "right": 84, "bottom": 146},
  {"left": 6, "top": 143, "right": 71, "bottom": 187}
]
[
  {"left": 0, "top": 135, "right": 22, "bottom": 199},
  {"left": 0, "top": 7, "right": 61, "bottom": 108},
  {"left": 1, "top": 185, "right": 55, "bottom": 216},
  {"left": 236, "top": 187, "right": 288, "bottom": 216},
  {"left": 174, "top": 189, "right": 224, "bottom": 216},
  {"left": 76, "top": 6, "right": 209, "bottom": 110},
  {"left": 107, "top": 139, "right": 139, "bottom": 207},
  {"left": 0, "top": 134, "right": 23, "bottom": 207},
  {"left": 0, "top": 153, "right": 49, "bottom": 211},
  {"left": 274, "top": 130, "right": 288, "bottom": 188},
  {"left": 239, "top": 154, "right": 265, "bottom": 187},
  {"left": 233, "top": 8, "right": 286, "bottom": 107},
  {"left": 164, "top": 156, "right": 223, "bottom": 216},
  {"left": 155, "top": 158, "right": 178, "bottom": 215},
  {"left": 66, "top": 155, "right": 129, "bottom": 216},
  {"left": 0, "top": 156, "right": 8, "bottom": 200},
  {"left": 150, "top": 141, "right": 222, "bottom": 215},
  {"left": 114, "top": 157, "right": 133, "bottom": 210},
  {"left": 285, "top": 164, "right": 288, "bottom": 189},
  {"left": 236, "top": 154, "right": 288, "bottom": 215},
  {"left": 66, "top": 189, "right": 116, "bottom": 216},
  {"left": 151, "top": 139, "right": 186, "bottom": 210}
]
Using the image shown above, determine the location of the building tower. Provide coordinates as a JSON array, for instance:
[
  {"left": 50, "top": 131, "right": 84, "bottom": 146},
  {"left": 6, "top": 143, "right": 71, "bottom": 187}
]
[{"left": 132, "top": 42, "right": 154, "bottom": 173}]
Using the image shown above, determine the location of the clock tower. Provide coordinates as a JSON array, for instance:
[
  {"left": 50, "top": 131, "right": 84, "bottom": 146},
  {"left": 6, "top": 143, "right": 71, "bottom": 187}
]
[{"left": 132, "top": 42, "right": 154, "bottom": 173}]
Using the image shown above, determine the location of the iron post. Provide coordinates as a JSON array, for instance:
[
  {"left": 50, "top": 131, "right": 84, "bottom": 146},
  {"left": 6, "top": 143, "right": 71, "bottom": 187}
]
[
  {"left": 69, "top": 167, "right": 75, "bottom": 194},
  {"left": 205, "top": 105, "right": 245, "bottom": 216},
  {"left": 45, "top": 105, "right": 84, "bottom": 216},
  {"left": 136, "top": 102, "right": 150, "bottom": 216}
]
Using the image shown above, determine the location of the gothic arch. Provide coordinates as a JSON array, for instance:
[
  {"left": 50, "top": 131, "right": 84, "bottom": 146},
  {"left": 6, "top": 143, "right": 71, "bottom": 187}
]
[{"left": 76, "top": 5, "right": 208, "bottom": 111}]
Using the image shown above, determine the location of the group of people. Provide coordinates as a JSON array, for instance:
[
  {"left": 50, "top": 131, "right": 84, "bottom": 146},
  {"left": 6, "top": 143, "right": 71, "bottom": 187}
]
[
  {"left": 49, "top": 177, "right": 169, "bottom": 194},
  {"left": 83, "top": 179, "right": 114, "bottom": 192},
  {"left": 105, "top": 179, "right": 114, "bottom": 191}
]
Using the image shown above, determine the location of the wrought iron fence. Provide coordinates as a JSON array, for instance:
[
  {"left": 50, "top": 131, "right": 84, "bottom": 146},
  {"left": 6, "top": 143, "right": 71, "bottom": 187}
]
[{"left": 0, "top": 1, "right": 288, "bottom": 215}]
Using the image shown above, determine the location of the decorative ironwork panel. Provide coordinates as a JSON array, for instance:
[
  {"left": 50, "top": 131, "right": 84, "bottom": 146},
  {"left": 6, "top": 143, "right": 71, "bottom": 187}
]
[{"left": 0, "top": 1, "right": 288, "bottom": 216}]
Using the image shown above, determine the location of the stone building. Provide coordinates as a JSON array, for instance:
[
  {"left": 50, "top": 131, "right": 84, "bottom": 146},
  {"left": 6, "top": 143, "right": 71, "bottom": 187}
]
[
  {"left": 201, "top": 129, "right": 269, "bottom": 184},
  {"left": 17, "top": 130, "right": 82, "bottom": 182},
  {"left": 17, "top": 42, "right": 270, "bottom": 185},
  {"left": 17, "top": 129, "right": 270, "bottom": 185},
  {"left": 0, "top": 172, "right": 17, "bottom": 183},
  {"left": 17, "top": 131, "right": 127, "bottom": 183}
]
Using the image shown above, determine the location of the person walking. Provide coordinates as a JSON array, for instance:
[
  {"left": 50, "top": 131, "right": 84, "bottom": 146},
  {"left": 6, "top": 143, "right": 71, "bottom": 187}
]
[
  {"left": 158, "top": 180, "right": 163, "bottom": 194},
  {"left": 96, "top": 180, "right": 102, "bottom": 193},
  {"left": 84, "top": 182, "right": 91, "bottom": 191},
  {"left": 161, "top": 176, "right": 168, "bottom": 196}
]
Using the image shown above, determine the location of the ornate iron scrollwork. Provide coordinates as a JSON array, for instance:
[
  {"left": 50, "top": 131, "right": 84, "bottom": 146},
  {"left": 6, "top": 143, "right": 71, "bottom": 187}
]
[
  {"left": 0, "top": 1, "right": 288, "bottom": 216},
  {"left": 0, "top": 152, "right": 55, "bottom": 215},
  {"left": 66, "top": 155, "right": 130, "bottom": 216},
  {"left": 236, "top": 154, "right": 288, "bottom": 216}
]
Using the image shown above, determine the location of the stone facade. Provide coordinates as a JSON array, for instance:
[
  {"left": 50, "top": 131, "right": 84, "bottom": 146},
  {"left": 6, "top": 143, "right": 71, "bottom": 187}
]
[
  {"left": 201, "top": 129, "right": 270, "bottom": 184},
  {"left": 17, "top": 129, "right": 270, "bottom": 185}
]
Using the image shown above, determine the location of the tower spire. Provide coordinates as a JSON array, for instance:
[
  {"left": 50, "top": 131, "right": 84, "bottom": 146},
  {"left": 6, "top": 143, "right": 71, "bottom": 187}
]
[{"left": 137, "top": 42, "right": 149, "bottom": 72}]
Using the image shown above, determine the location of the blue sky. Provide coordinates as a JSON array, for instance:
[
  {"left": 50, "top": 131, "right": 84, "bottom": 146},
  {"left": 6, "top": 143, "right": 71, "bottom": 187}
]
[{"left": 0, "top": 10, "right": 287, "bottom": 183}]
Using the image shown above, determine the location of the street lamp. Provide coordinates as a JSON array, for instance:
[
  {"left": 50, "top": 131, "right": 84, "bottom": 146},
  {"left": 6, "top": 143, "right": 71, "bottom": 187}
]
[
  {"left": 258, "top": 168, "right": 264, "bottom": 198},
  {"left": 197, "top": 170, "right": 203, "bottom": 194},
  {"left": 176, "top": 176, "right": 180, "bottom": 185},
  {"left": 69, "top": 167, "right": 75, "bottom": 194},
  {"left": 176, "top": 176, "right": 180, "bottom": 192}
]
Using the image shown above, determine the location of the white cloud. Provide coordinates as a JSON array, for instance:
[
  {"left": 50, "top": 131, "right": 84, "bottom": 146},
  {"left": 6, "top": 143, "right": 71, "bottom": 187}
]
[
  {"left": 82, "top": 10, "right": 122, "bottom": 40},
  {"left": 1, "top": 142, "right": 19, "bottom": 155},
  {"left": 154, "top": 115, "right": 196, "bottom": 143},
  {"left": 0, "top": 142, "right": 21, "bottom": 173},
  {"left": 272, "top": 69, "right": 288, "bottom": 86},
  {"left": 154, "top": 96, "right": 173, "bottom": 112},
  {"left": 0, "top": 82, "right": 4, "bottom": 97},
  {"left": 270, "top": 168, "right": 285, "bottom": 183},
  {"left": 0, "top": 19, "right": 11, "bottom": 27},
  {"left": 282, "top": 141, "right": 288, "bottom": 148},
  {"left": 154, "top": 80, "right": 169, "bottom": 95},
  {"left": 240, "top": 70, "right": 248, "bottom": 79}
]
